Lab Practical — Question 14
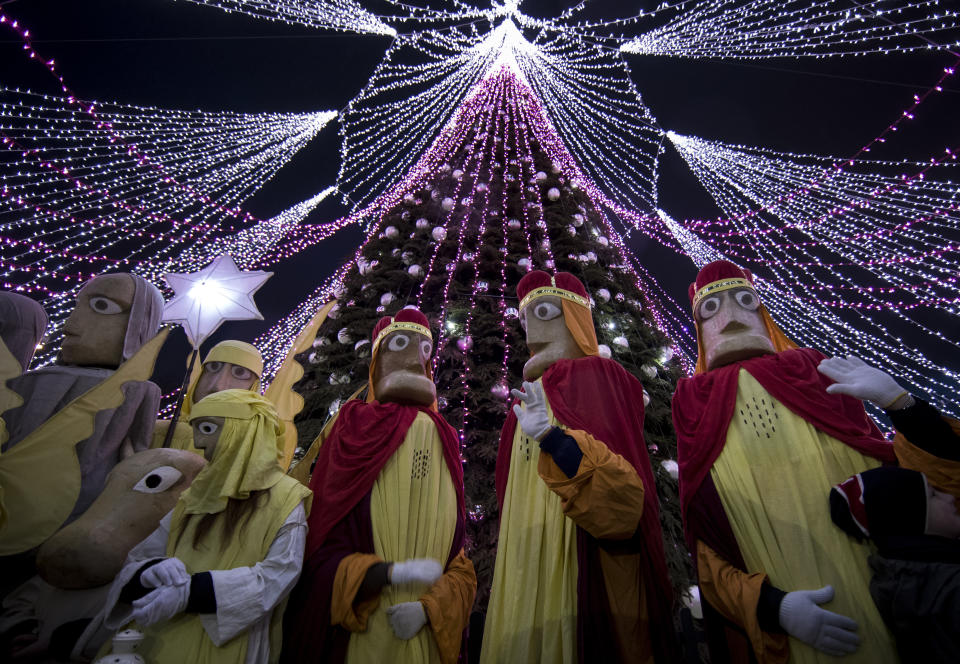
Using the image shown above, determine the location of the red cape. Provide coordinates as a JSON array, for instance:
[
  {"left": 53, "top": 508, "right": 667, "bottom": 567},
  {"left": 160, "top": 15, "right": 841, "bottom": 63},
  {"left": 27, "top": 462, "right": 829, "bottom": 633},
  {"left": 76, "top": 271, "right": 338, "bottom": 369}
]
[
  {"left": 305, "top": 399, "right": 464, "bottom": 558},
  {"left": 496, "top": 355, "right": 677, "bottom": 662},
  {"left": 673, "top": 347, "right": 896, "bottom": 528}
]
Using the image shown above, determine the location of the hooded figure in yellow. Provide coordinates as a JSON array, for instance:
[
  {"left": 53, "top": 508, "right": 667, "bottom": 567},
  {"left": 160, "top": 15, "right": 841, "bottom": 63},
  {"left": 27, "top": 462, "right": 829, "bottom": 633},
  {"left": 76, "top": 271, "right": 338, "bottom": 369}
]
[
  {"left": 102, "top": 390, "right": 311, "bottom": 664},
  {"left": 154, "top": 341, "right": 263, "bottom": 453}
]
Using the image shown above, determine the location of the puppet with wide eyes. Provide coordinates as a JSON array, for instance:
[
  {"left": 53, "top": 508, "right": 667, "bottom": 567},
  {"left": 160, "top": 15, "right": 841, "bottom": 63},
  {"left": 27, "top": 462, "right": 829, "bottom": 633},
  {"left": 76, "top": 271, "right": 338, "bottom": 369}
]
[
  {"left": 153, "top": 340, "right": 263, "bottom": 453},
  {"left": 0, "top": 275, "right": 164, "bottom": 570},
  {"left": 283, "top": 307, "right": 476, "bottom": 664},
  {"left": 672, "top": 260, "right": 899, "bottom": 664},
  {"left": 480, "top": 271, "right": 676, "bottom": 664}
]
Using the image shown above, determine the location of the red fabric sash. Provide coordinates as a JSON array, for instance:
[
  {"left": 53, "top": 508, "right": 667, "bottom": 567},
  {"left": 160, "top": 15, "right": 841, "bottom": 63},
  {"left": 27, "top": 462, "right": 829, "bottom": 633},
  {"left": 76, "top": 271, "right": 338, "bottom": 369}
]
[
  {"left": 305, "top": 399, "right": 464, "bottom": 558},
  {"left": 674, "top": 347, "right": 896, "bottom": 527}
]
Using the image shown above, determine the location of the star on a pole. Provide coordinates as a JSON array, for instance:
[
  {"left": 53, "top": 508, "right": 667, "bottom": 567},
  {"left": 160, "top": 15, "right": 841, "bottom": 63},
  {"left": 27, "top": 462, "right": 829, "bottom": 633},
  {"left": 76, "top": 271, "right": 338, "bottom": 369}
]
[{"left": 161, "top": 254, "right": 273, "bottom": 349}]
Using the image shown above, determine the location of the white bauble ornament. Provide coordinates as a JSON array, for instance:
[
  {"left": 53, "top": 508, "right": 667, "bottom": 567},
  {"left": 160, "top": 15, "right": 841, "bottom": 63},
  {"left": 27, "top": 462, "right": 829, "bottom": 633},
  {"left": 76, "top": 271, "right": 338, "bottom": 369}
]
[
  {"left": 643, "top": 388, "right": 651, "bottom": 407},
  {"left": 401, "top": 250, "right": 414, "bottom": 265},
  {"left": 430, "top": 189, "right": 440, "bottom": 200},
  {"left": 661, "top": 459, "right": 679, "bottom": 480},
  {"left": 477, "top": 182, "right": 489, "bottom": 193},
  {"left": 613, "top": 336, "right": 629, "bottom": 348},
  {"left": 567, "top": 225, "right": 577, "bottom": 235},
  {"left": 328, "top": 399, "right": 341, "bottom": 416},
  {"left": 586, "top": 251, "right": 597, "bottom": 263},
  {"left": 403, "top": 193, "right": 415, "bottom": 204},
  {"left": 572, "top": 213, "right": 584, "bottom": 226},
  {"left": 408, "top": 264, "right": 423, "bottom": 277},
  {"left": 441, "top": 197, "right": 454, "bottom": 211},
  {"left": 518, "top": 257, "right": 531, "bottom": 270},
  {"left": 684, "top": 586, "right": 703, "bottom": 620},
  {"left": 384, "top": 225, "right": 399, "bottom": 238},
  {"left": 596, "top": 288, "right": 611, "bottom": 302},
  {"left": 597, "top": 344, "right": 612, "bottom": 359},
  {"left": 440, "top": 163, "right": 451, "bottom": 173},
  {"left": 354, "top": 339, "right": 370, "bottom": 353},
  {"left": 642, "top": 364, "right": 657, "bottom": 378},
  {"left": 508, "top": 218, "right": 522, "bottom": 230},
  {"left": 337, "top": 328, "right": 352, "bottom": 344},
  {"left": 462, "top": 252, "right": 475, "bottom": 262},
  {"left": 547, "top": 187, "right": 561, "bottom": 201},
  {"left": 598, "top": 236, "right": 609, "bottom": 247},
  {"left": 416, "top": 217, "right": 429, "bottom": 229},
  {"left": 535, "top": 171, "right": 547, "bottom": 181},
  {"left": 432, "top": 226, "right": 447, "bottom": 241},
  {"left": 504, "top": 307, "right": 519, "bottom": 319},
  {"left": 452, "top": 169, "right": 463, "bottom": 179},
  {"left": 660, "top": 346, "right": 675, "bottom": 363},
  {"left": 380, "top": 293, "right": 395, "bottom": 306}
]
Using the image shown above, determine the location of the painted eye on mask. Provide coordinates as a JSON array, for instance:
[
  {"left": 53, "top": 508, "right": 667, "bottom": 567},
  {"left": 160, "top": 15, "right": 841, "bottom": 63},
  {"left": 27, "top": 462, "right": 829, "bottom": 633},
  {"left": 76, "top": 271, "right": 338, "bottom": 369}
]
[
  {"left": 734, "top": 289, "right": 759, "bottom": 311},
  {"left": 230, "top": 365, "right": 254, "bottom": 380},
  {"left": 420, "top": 339, "right": 432, "bottom": 358},
  {"left": 204, "top": 361, "right": 224, "bottom": 374},
  {"left": 533, "top": 302, "right": 562, "bottom": 322},
  {"left": 88, "top": 296, "right": 123, "bottom": 315},
  {"left": 698, "top": 296, "right": 721, "bottom": 320},
  {"left": 132, "top": 466, "right": 184, "bottom": 494},
  {"left": 196, "top": 421, "right": 219, "bottom": 436},
  {"left": 387, "top": 333, "right": 410, "bottom": 352}
]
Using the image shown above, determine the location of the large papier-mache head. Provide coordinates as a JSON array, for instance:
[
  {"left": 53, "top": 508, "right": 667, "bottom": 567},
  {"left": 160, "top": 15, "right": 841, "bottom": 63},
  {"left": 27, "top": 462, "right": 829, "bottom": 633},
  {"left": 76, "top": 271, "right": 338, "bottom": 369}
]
[
  {"left": 516, "top": 271, "right": 599, "bottom": 381},
  {"left": 689, "top": 260, "right": 795, "bottom": 373},
  {"left": 60, "top": 273, "right": 164, "bottom": 368},
  {"left": 367, "top": 307, "right": 436, "bottom": 407},
  {"left": 183, "top": 340, "right": 264, "bottom": 418}
]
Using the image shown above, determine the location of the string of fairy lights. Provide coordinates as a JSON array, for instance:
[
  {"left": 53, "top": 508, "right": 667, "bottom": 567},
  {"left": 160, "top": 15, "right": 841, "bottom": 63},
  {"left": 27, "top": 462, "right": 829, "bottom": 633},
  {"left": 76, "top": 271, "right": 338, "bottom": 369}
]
[
  {"left": 3, "top": 2, "right": 959, "bottom": 418},
  {"left": 622, "top": 0, "right": 960, "bottom": 59},
  {"left": 665, "top": 132, "right": 960, "bottom": 411}
]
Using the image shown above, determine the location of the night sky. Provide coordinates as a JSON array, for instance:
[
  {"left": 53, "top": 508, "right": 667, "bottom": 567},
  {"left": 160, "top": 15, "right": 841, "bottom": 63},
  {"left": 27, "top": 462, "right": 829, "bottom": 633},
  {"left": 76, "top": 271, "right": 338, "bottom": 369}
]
[{"left": 2, "top": 0, "right": 958, "bottom": 392}]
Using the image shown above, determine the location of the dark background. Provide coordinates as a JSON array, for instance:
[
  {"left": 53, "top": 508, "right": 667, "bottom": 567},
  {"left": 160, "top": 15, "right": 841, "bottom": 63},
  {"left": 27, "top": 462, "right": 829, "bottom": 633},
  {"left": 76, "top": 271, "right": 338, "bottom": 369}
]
[{"left": 1, "top": 0, "right": 958, "bottom": 391}]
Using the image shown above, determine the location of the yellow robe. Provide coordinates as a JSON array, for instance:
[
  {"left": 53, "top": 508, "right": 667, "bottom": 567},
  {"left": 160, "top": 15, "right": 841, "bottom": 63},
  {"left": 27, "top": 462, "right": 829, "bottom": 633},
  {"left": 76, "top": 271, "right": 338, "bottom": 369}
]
[
  {"left": 345, "top": 411, "right": 459, "bottom": 664},
  {"left": 481, "top": 385, "right": 579, "bottom": 664},
  {"left": 710, "top": 370, "right": 898, "bottom": 663}
]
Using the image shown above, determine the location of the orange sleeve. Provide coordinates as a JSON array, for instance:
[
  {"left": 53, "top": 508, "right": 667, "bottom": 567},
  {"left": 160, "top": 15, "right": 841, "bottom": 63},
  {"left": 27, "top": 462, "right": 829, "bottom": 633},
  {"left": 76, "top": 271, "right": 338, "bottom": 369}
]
[
  {"left": 697, "top": 540, "right": 788, "bottom": 664},
  {"left": 537, "top": 428, "right": 644, "bottom": 539},
  {"left": 895, "top": 430, "right": 960, "bottom": 502},
  {"left": 419, "top": 549, "right": 477, "bottom": 664},
  {"left": 330, "top": 553, "right": 384, "bottom": 632}
]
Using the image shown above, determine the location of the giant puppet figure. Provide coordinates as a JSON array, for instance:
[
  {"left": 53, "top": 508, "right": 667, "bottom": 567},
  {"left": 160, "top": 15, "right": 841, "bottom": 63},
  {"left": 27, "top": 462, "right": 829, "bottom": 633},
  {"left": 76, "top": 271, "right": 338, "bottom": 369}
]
[
  {"left": 282, "top": 307, "right": 476, "bottom": 664},
  {"left": 154, "top": 340, "right": 263, "bottom": 452},
  {"left": 0, "top": 275, "right": 164, "bottom": 599},
  {"left": 672, "top": 260, "right": 899, "bottom": 664},
  {"left": 480, "top": 271, "right": 676, "bottom": 664}
]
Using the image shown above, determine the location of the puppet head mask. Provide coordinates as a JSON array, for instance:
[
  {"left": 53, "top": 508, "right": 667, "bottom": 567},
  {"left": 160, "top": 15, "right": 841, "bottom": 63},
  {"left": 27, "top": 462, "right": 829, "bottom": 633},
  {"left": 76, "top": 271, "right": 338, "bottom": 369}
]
[
  {"left": 191, "top": 340, "right": 263, "bottom": 408},
  {"left": 369, "top": 308, "right": 436, "bottom": 406},
  {"left": 690, "top": 261, "right": 781, "bottom": 372},
  {"left": 61, "top": 273, "right": 163, "bottom": 368},
  {"left": 516, "top": 271, "right": 598, "bottom": 381}
]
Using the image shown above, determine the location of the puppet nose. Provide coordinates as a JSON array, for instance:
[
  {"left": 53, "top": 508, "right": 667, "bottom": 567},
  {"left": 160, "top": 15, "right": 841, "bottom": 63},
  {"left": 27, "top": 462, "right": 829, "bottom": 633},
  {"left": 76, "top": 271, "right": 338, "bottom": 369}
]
[{"left": 527, "top": 341, "right": 548, "bottom": 356}]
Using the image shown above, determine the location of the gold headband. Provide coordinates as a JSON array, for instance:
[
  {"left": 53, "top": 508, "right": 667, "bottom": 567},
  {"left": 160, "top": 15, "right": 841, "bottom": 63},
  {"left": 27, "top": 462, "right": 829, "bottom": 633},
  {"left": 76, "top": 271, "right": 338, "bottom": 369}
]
[
  {"left": 692, "top": 277, "right": 756, "bottom": 310},
  {"left": 519, "top": 278, "right": 591, "bottom": 313},
  {"left": 372, "top": 320, "right": 432, "bottom": 353}
]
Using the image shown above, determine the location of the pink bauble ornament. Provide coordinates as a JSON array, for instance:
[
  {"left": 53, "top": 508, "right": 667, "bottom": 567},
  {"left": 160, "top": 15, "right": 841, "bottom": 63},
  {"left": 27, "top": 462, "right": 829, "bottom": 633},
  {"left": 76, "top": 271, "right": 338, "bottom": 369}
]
[
  {"left": 491, "top": 381, "right": 510, "bottom": 399},
  {"left": 432, "top": 226, "right": 447, "bottom": 241},
  {"left": 457, "top": 336, "right": 473, "bottom": 351},
  {"left": 416, "top": 217, "right": 429, "bottom": 229},
  {"left": 441, "top": 197, "right": 454, "bottom": 211},
  {"left": 547, "top": 187, "right": 560, "bottom": 200}
]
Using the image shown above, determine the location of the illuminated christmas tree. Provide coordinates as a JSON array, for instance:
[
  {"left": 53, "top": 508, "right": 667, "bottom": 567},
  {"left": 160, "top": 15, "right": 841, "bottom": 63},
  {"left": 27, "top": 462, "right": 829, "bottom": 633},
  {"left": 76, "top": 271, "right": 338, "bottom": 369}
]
[{"left": 291, "top": 68, "right": 694, "bottom": 630}]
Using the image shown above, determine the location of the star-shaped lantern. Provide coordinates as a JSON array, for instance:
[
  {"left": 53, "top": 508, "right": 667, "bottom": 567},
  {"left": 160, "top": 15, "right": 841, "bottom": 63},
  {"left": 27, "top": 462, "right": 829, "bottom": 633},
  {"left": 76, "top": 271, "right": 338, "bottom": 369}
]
[{"left": 161, "top": 254, "right": 273, "bottom": 349}]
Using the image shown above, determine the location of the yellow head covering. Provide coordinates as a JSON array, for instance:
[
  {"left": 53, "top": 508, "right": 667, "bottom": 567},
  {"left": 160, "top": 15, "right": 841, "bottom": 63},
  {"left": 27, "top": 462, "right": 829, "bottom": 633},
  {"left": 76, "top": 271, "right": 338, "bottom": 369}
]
[
  {"left": 181, "top": 390, "right": 284, "bottom": 515},
  {"left": 181, "top": 340, "right": 264, "bottom": 419}
]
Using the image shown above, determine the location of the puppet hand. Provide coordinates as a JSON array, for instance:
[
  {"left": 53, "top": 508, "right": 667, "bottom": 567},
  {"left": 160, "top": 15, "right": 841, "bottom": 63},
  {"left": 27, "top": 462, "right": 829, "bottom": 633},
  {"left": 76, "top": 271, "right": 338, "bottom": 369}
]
[
  {"left": 390, "top": 559, "right": 443, "bottom": 586},
  {"left": 779, "top": 585, "right": 860, "bottom": 656},
  {"left": 141, "top": 557, "right": 190, "bottom": 588},
  {"left": 386, "top": 601, "right": 427, "bottom": 639},
  {"left": 817, "top": 355, "right": 905, "bottom": 408},
  {"left": 131, "top": 584, "right": 189, "bottom": 627},
  {"left": 511, "top": 381, "right": 552, "bottom": 441}
]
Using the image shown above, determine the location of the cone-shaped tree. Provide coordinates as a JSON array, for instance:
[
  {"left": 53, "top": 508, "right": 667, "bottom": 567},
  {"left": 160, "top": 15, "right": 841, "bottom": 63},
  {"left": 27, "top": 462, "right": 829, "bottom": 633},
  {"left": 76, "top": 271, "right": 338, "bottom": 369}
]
[{"left": 294, "top": 67, "right": 692, "bottom": 621}]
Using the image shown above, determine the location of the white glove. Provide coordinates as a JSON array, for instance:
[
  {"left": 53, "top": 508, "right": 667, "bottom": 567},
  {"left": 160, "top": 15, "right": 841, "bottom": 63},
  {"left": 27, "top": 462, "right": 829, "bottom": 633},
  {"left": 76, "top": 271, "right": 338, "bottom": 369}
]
[
  {"left": 141, "top": 557, "right": 190, "bottom": 588},
  {"left": 131, "top": 584, "right": 190, "bottom": 627},
  {"left": 511, "top": 381, "right": 553, "bottom": 442},
  {"left": 778, "top": 585, "right": 860, "bottom": 656},
  {"left": 389, "top": 559, "right": 443, "bottom": 586},
  {"left": 386, "top": 601, "right": 427, "bottom": 640},
  {"left": 817, "top": 355, "right": 905, "bottom": 408}
]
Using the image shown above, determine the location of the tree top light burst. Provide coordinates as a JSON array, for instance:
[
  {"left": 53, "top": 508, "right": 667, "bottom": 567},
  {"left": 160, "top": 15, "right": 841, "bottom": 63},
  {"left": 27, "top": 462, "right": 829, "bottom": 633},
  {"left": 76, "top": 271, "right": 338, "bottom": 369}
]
[{"left": 3, "top": 2, "right": 960, "bottom": 417}]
